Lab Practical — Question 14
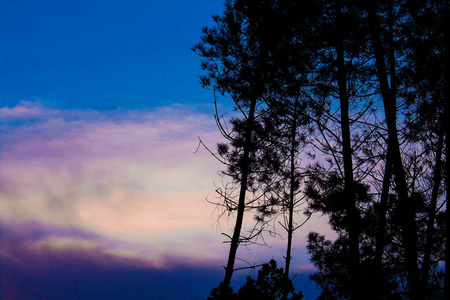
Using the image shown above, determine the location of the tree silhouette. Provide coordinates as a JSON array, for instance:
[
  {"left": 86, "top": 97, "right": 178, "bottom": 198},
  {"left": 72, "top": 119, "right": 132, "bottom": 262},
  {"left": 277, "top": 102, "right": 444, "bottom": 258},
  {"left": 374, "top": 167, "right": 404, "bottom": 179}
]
[
  {"left": 193, "top": 1, "right": 292, "bottom": 295},
  {"left": 194, "top": 1, "right": 320, "bottom": 296},
  {"left": 194, "top": 0, "right": 448, "bottom": 298}
]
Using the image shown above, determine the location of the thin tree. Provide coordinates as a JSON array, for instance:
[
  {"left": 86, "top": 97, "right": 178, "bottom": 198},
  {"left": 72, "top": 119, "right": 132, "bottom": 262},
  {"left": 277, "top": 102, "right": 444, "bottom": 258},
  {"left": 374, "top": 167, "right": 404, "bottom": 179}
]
[{"left": 193, "top": 1, "right": 293, "bottom": 295}]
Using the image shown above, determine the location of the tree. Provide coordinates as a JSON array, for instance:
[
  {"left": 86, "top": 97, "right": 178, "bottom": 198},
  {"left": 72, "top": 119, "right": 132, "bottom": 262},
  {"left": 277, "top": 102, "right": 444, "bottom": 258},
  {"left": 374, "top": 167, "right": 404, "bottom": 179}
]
[
  {"left": 194, "top": 1, "right": 320, "bottom": 296},
  {"left": 276, "top": 101, "right": 307, "bottom": 300},
  {"left": 207, "top": 259, "right": 303, "bottom": 300},
  {"left": 334, "top": 1, "right": 361, "bottom": 297},
  {"left": 259, "top": 99, "right": 311, "bottom": 300},
  {"left": 301, "top": 0, "right": 375, "bottom": 297},
  {"left": 366, "top": 2, "right": 421, "bottom": 297},
  {"left": 193, "top": 1, "right": 294, "bottom": 295}
]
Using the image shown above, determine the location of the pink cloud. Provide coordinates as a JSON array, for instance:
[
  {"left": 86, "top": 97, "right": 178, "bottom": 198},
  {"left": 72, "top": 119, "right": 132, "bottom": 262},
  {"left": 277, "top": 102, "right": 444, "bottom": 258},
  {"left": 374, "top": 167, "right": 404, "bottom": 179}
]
[{"left": 0, "top": 101, "right": 230, "bottom": 268}]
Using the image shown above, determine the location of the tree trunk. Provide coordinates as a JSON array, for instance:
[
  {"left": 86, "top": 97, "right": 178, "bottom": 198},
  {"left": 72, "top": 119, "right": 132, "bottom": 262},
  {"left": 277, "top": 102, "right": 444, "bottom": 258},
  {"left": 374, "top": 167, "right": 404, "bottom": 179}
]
[
  {"left": 220, "top": 96, "right": 257, "bottom": 297},
  {"left": 283, "top": 103, "right": 298, "bottom": 300},
  {"left": 335, "top": 1, "right": 361, "bottom": 298},
  {"left": 373, "top": 2, "right": 395, "bottom": 295},
  {"left": 367, "top": 1, "right": 422, "bottom": 298},
  {"left": 373, "top": 149, "right": 392, "bottom": 297}
]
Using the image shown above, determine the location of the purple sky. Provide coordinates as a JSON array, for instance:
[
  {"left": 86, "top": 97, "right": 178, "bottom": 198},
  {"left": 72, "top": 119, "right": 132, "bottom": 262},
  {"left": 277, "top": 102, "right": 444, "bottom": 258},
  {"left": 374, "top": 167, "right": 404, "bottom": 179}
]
[{"left": 0, "top": 1, "right": 328, "bottom": 298}]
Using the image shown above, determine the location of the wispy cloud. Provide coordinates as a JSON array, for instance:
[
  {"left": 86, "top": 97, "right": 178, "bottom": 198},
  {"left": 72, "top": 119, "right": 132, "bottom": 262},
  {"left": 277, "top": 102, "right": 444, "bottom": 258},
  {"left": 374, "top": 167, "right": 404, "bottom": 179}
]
[
  {"left": 0, "top": 101, "right": 227, "bottom": 268},
  {"left": 0, "top": 100, "right": 49, "bottom": 120}
]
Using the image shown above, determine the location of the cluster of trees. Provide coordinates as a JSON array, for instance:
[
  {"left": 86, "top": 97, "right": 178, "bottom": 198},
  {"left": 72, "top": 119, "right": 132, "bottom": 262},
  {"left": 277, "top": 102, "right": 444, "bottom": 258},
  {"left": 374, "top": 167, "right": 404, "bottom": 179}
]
[{"left": 193, "top": 0, "right": 449, "bottom": 299}]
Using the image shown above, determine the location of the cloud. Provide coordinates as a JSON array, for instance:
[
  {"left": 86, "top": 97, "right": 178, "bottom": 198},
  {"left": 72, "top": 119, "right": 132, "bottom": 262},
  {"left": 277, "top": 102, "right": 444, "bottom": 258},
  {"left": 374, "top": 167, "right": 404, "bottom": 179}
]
[
  {"left": 0, "top": 100, "right": 49, "bottom": 120},
  {"left": 0, "top": 101, "right": 228, "bottom": 265}
]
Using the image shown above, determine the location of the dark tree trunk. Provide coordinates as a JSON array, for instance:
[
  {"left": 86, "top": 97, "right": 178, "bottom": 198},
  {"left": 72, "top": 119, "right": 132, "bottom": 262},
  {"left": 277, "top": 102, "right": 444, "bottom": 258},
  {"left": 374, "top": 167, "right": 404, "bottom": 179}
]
[
  {"left": 367, "top": 1, "right": 422, "bottom": 298},
  {"left": 283, "top": 103, "right": 298, "bottom": 300},
  {"left": 373, "top": 2, "right": 395, "bottom": 295},
  {"left": 373, "top": 149, "right": 392, "bottom": 296},
  {"left": 220, "top": 96, "right": 257, "bottom": 297},
  {"left": 335, "top": 1, "right": 361, "bottom": 298}
]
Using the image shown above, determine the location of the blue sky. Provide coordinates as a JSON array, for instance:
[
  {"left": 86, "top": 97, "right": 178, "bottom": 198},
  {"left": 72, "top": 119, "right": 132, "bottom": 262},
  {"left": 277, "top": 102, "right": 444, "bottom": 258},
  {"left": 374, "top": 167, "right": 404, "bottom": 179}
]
[
  {"left": 0, "top": 1, "right": 324, "bottom": 299},
  {"left": 0, "top": 0, "right": 222, "bottom": 110}
]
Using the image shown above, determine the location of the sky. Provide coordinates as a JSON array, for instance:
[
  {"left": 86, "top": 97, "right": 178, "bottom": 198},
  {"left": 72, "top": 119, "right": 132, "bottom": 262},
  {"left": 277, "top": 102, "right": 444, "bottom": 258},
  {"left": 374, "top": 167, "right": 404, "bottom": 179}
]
[{"left": 0, "top": 1, "right": 330, "bottom": 299}]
